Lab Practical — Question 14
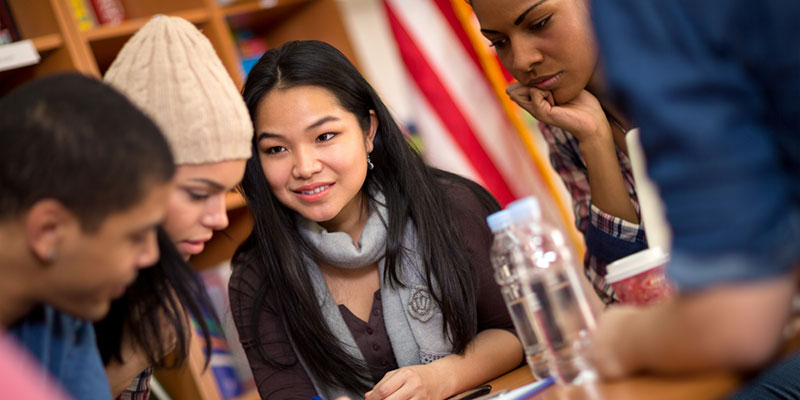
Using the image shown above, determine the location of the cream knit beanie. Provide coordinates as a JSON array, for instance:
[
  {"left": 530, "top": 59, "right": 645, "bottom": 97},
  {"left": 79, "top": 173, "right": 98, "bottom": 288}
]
[{"left": 104, "top": 16, "right": 253, "bottom": 165}]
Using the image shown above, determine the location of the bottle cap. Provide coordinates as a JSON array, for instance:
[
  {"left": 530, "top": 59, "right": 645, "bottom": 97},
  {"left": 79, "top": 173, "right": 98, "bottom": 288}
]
[
  {"left": 605, "top": 246, "right": 670, "bottom": 284},
  {"left": 486, "top": 209, "right": 515, "bottom": 232},
  {"left": 507, "top": 196, "right": 542, "bottom": 222}
]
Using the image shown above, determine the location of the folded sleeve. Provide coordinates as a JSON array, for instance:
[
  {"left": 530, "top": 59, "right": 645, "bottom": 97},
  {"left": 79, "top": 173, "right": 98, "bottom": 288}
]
[{"left": 586, "top": 203, "right": 647, "bottom": 264}]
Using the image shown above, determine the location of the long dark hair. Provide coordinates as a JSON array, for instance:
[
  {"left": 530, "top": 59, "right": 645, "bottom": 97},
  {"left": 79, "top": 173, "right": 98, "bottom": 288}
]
[
  {"left": 94, "top": 227, "right": 214, "bottom": 368},
  {"left": 235, "top": 40, "right": 497, "bottom": 393}
]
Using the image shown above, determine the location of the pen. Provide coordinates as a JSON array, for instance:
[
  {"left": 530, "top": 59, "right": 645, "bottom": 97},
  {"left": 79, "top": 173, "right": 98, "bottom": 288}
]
[{"left": 474, "top": 377, "right": 556, "bottom": 400}]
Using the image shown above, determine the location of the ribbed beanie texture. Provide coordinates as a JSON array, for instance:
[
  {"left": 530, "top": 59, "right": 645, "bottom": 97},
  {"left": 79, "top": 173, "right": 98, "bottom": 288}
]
[{"left": 104, "top": 16, "right": 253, "bottom": 165}]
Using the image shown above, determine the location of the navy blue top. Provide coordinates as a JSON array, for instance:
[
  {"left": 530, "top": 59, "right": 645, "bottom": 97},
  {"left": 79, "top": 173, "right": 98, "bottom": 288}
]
[
  {"left": 11, "top": 305, "right": 113, "bottom": 399},
  {"left": 592, "top": 0, "right": 800, "bottom": 290}
]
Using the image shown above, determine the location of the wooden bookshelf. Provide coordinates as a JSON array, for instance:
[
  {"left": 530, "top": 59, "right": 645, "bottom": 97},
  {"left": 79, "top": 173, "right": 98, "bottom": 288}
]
[
  {"left": 226, "top": 191, "right": 247, "bottom": 211},
  {"left": 0, "top": 0, "right": 359, "bottom": 398},
  {"left": 82, "top": 7, "right": 210, "bottom": 41},
  {"left": 222, "top": 0, "right": 310, "bottom": 17},
  {"left": 31, "top": 33, "right": 64, "bottom": 52},
  {"left": 0, "top": 0, "right": 358, "bottom": 90}
]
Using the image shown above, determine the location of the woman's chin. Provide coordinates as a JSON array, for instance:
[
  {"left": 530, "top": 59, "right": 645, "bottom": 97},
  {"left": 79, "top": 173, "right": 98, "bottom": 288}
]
[
  {"left": 296, "top": 208, "right": 338, "bottom": 225},
  {"left": 552, "top": 87, "right": 576, "bottom": 106}
]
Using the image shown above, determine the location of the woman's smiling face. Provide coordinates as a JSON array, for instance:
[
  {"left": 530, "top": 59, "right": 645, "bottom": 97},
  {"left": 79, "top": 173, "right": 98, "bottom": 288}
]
[
  {"left": 254, "top": 85, "right": 376, "bottom": 232},
  {"left": 472, "top": 0, "right": 599, "bottom": 104}
]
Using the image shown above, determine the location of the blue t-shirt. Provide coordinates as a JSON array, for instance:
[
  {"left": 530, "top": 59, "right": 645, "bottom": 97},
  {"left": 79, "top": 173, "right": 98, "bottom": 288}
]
[
  {"left": 10, "top": 305, "right": 112, "bottom": 400},
  {"left": 591, "top": 0, "right": 800, "bottom": 290}
]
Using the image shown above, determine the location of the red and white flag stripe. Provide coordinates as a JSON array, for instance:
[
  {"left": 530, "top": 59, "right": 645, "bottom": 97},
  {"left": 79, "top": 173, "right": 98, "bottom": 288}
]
[{"left": 384, "top": 0, "right": 545, "bottom": 206}]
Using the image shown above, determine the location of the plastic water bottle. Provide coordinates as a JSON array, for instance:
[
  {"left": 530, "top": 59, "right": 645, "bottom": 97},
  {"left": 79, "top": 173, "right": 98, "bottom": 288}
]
[
  {"left": 487, "top": 209, "right": 551, "bottom": 380},
  {"left": 507, "top": 197, "right": 597, "bottom": 385}
]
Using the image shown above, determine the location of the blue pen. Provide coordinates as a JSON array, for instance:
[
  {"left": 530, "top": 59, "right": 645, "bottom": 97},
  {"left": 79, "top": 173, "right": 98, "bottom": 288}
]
[
  {"left": 312, "top": 396, "right": 325, "bottom": 400},
  {"left": 474, "top": 377, "right": 556, "bottom": 400},
  {"left": 505, "top": 377, "right": 556, "bottom": 399}
]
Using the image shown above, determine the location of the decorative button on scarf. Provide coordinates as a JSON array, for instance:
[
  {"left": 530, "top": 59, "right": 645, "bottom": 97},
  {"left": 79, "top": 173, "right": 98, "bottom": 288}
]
[{"left": 408, "top": 285, "right": 435, "bottom": 322}]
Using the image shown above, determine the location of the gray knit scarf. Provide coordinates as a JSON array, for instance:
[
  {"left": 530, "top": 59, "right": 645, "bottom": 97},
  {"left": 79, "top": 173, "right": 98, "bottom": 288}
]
[{"left": 294, "top": 193, "right": 453, "bottom": 400}]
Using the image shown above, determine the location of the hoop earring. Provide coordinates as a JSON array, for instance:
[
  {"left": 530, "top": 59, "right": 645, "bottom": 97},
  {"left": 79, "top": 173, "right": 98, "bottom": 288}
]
[
  {"left": 367, "top": 154, "right": 374, "bottom": 171},
  {"left": 46, "top": 248, "right": 57, "bottom": 262}
]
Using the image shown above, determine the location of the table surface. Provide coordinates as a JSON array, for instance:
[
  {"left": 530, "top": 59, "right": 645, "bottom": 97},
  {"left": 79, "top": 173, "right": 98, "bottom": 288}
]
[{"left": 485, "top": 366, "right": 741, "bottom": 400}]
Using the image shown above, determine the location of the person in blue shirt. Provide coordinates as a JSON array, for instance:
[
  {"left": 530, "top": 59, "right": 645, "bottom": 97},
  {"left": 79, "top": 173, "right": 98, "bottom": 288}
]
[
  {"left": 588, "top": 1, "right": 800, "bottom": 396},
  {"left": 0, "top": 74, "right": 175, "bottom": 399}
]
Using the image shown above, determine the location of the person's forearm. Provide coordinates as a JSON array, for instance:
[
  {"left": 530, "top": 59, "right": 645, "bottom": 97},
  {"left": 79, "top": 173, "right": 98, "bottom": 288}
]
[
  {"left": 602, "top": 277, "right": 795, "bottom": 376},
  {"left": 432, "top": 329, "right": 523, "bottom": 397},
  {"left": 579, "top": 138, "right": 639, "bottom": 224}
]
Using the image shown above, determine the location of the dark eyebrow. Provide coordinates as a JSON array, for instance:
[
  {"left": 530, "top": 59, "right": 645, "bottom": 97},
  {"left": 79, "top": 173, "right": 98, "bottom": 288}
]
[
  {"left": 186, "top": 178, "right": 225, "bottom": 191},
  {"left": 257, "top": 132, "right": 280, "bottom": 142},
  {"left": 256, "top": 116, "right": 339, "bottom": 142},
  {"left": 514, "top": 0, "right": 548, "bottom": 26},
  {"left": 307, "top": 116, "right": 338, "bottom": 131},
  {"left": 480, "top": 0, "right": 549, "bottom": 34}
]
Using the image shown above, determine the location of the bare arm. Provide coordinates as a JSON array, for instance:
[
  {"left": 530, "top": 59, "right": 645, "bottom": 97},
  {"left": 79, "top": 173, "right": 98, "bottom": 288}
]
[
  {"left": 592, "top": 271, "right": 798, "bottom": 378},
  {"left": 579, "top": 134, "right": 639, "bottom": 224},
  {"left": 507, "top": 83, "right": 639, "bottom": 224}
]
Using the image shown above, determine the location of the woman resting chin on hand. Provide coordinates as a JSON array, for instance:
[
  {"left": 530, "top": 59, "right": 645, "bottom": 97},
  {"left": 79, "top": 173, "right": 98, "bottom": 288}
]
[{"left": 472, "top": 0, "right": 648, "bottom": 305}]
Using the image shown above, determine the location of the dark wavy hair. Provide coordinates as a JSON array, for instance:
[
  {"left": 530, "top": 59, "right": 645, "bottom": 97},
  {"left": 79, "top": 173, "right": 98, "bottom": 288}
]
[
  {"left": 233, "top": 40, "right": 499, "bottom": 393},
  {"left": 94, "top": 227, "right": 214, "bottom": 368}
]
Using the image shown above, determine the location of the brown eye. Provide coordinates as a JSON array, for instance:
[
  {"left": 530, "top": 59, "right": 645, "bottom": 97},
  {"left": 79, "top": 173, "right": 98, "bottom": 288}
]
[
  {"left": 264, "top": 146, "right": 286, "bottom": 154},
  {"left": 186, "top": 189, "right": 209, "bottom": 201},
  {"left": 317, "top": 132, "right": 337, "bottom": 142},
  {"left": 489, "top": 38, "right": 508, "bottom": 48},
  {"left": 531, "top": 15, "right": 551, "bottom": 30}
]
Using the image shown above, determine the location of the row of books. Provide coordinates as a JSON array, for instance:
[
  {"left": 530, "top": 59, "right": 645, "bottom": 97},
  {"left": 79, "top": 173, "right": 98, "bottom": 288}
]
[
  {"left": 69, "top": 0, "right": 126, "bottom": 31},
  {"left": 0, "top": 0, "right": 126, "bottom": 43},
  {"left": 70, "top": 0, "right": 265, "bottom": 31},
  {"left": 199, "top": 261, "right": 256, "bottom": 398},
  {"left": 234, "top": 29, "right": 270, "bottom": 78}
]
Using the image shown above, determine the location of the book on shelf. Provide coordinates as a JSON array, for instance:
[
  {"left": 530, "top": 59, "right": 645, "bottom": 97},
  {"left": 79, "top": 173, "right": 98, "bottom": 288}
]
[
  {"left": 89, "top": 0, "right": 126, "bottom": 25},
  {"left": 191, "top": 310, "right": 244, "bottom": 399},
  {"left": 233, "top": 29, "right": 269, "bottom": 78},
  {"left": 199, "top": 261, "right": 257, "bottom": 395},
  {"left": 69, "top": 0, "right": 98, "bottom": 31},
  {"left": 0, "top": 0, "right": 40, "bottom": 74},
  {"left": 0, "top": 0, "right": 20, "bottom": 44}
]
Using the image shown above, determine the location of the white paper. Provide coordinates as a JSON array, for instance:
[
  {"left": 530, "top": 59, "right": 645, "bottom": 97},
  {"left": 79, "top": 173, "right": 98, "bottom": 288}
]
[
  {"left": 0, "top": 40, "right": 41, "bottom": 72},
  {"left": 626, "top": 128, "right": 672, "bottom": 251}
]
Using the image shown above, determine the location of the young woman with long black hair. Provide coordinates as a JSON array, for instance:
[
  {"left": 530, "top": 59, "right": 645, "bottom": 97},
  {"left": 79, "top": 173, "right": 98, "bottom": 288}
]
[{"left": 229, "top": 40, "right": 523, "bottom": 400}]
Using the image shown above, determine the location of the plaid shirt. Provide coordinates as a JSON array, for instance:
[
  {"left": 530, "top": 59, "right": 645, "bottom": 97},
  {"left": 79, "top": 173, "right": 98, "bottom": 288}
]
[
  {"left": 116, "top": 367, "right": 152, "bottom": 400},
  {"left": 539, "top": 122, "right": 647, "bottom": 304}
]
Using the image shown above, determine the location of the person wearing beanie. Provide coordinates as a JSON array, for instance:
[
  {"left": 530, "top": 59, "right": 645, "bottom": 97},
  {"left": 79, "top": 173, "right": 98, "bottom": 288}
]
[{"left": 95, "top": 15, "right": 254, "bottom": 398}]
